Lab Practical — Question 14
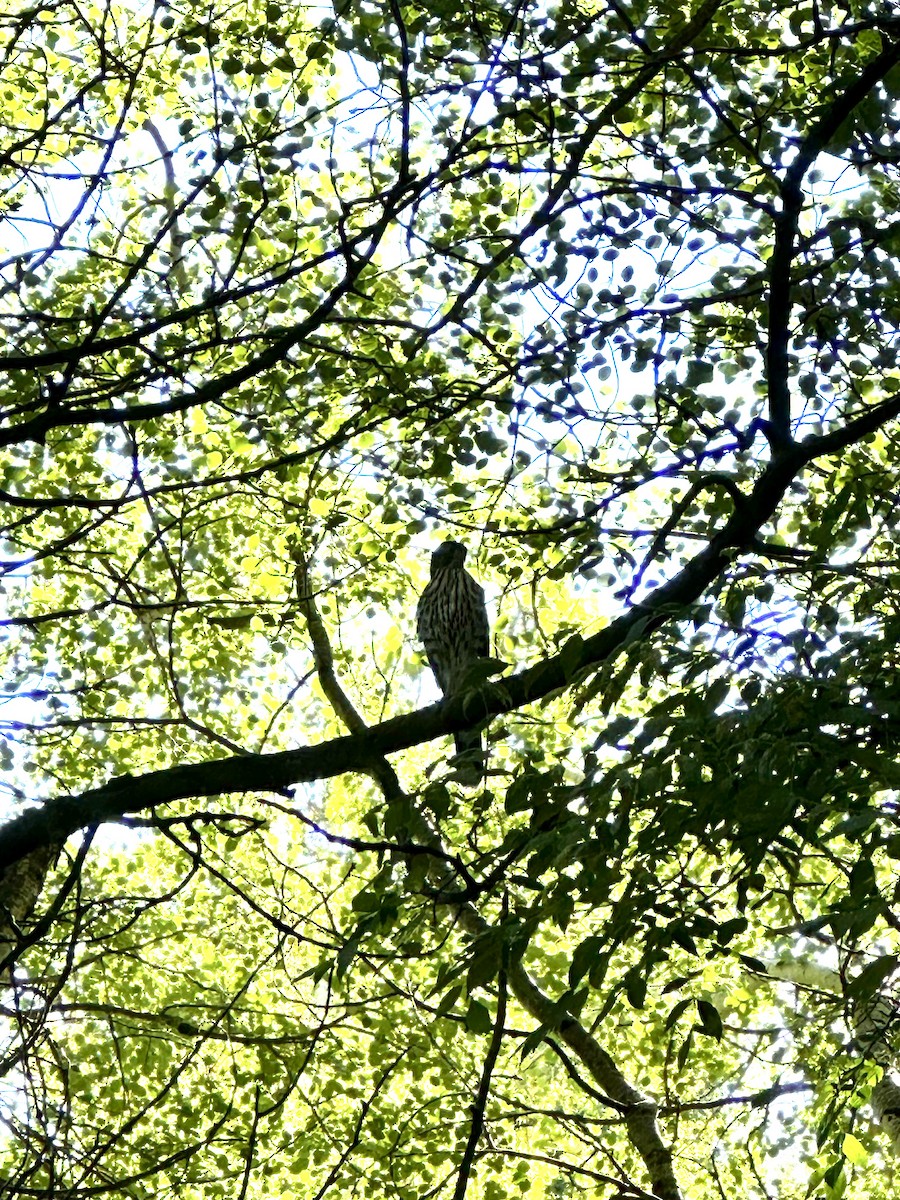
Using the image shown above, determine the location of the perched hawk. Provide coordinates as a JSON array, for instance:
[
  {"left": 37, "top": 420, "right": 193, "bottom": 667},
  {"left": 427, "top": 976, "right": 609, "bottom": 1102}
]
[{"left": 416, "top": 541, "right": 490, "bottom": 782}]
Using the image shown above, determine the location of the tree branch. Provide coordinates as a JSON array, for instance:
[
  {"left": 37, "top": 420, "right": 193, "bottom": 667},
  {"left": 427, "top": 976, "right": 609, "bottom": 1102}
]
[
  {"left": 5, "top": 409, "right": 900, "bottom": 876},
  {"left": 292, "top": 557, "right": 682, "bottom": 1199},
  {"left": 766, "top": 33, "right": 900, "bottom": 448}
]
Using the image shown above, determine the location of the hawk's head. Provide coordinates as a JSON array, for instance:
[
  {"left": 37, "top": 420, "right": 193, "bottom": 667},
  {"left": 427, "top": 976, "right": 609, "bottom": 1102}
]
[{"left": 430, "top": 541, "right": 467, "bottom": 575}]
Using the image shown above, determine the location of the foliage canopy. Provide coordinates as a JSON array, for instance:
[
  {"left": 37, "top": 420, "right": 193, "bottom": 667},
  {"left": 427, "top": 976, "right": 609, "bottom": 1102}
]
[{"left": 3, "top": 0, "right": 900, "bottom": 1197}]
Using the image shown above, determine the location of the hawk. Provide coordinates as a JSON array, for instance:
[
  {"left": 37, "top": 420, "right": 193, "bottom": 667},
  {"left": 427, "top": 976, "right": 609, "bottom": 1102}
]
[{"left": 416, "top": 541, "right": 490, "bottom": 783}]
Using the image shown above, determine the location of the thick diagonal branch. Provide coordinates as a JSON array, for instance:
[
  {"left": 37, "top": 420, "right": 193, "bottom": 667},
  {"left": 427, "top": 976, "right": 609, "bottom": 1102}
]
[{"left": 4, "top": 398, "right": 900, "bottom": 875}]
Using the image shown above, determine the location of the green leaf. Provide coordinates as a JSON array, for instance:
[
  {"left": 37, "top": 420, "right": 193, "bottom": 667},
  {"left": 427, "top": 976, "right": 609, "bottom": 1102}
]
[
  {"left": 695, "top": 1000, "right": 723, "bottom": 1040},
  {"left": 569, "top": 936, "right": 604, "bottom": 988},
  {"left": 841, "top": 1133, "right": 867, "bottom": 1166},
  {"left": 624, "top": 969, "right": 647, "bottom": 1010},
  {"left": 847, "top": 956, "right": 898, "bottom": 1002}
]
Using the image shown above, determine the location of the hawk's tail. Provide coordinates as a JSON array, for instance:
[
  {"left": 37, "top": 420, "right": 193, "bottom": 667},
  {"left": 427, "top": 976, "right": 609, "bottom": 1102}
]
[{"left": 452, "top": 729, "right": 484, "bottom": 787}]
